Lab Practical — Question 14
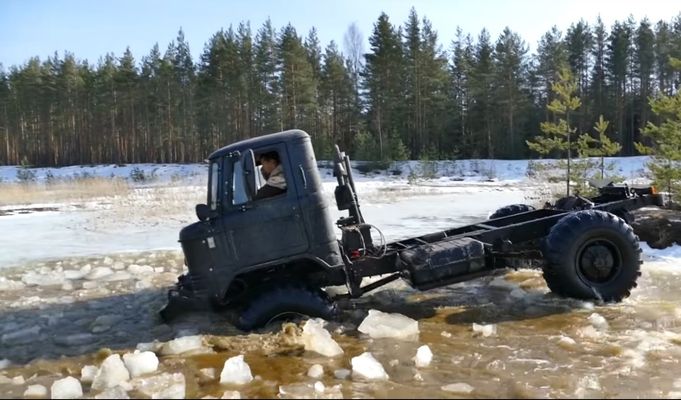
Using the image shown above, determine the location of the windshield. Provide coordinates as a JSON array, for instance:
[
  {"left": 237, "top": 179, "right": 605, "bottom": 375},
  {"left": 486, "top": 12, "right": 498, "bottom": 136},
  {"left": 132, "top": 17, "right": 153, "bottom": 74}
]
[{"left": 209, "top": 161, "right": 219, "bottom": 210}]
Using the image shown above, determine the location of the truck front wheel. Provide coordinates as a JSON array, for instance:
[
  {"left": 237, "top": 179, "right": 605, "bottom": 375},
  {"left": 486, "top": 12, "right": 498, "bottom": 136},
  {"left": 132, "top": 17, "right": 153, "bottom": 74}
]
[
  {"left": 235, "top": 284, "right": 339, "bottom": 331},
  {"left": 542, "top": 210, "right": 641, "bottom": 302}
]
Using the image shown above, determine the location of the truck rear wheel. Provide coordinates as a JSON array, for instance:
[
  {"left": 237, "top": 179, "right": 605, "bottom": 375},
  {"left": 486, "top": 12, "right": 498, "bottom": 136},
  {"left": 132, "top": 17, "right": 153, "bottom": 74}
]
[
  {"left": 235, "top": 284, "right": 339, "bottom": 331},
  {"left": 489, "top": 204, "right": 535, "bottom": 219},
  {"left": 542, "top": 210, "right": 641, "bottom": 302}
]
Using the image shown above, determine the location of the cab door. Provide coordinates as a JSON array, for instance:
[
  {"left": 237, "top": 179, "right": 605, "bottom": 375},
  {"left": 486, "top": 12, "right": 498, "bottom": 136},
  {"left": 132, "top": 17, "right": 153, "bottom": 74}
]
[{"left": 221, "top": 147, "right": 309, "bottom": 265}]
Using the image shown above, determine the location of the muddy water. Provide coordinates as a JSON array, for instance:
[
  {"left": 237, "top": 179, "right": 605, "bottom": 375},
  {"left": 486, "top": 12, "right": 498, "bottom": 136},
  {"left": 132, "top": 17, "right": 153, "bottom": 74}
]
[{"left": 1, "top": 249, "right": 681, "bottom": 398}]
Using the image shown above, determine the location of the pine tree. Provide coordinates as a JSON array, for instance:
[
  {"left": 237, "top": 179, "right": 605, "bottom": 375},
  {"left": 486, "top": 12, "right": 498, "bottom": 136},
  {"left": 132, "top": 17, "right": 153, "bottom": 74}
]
[
  {"left": 253, "top": 19, "right": 280, "bottom": 134},
  {"left": 278, "top": 24, "right": 316, "bottom": 134},
  {"left": 586, "top": 115, "right": 621, "bottom": 180},
  {"left": 565, "top": 20, "right": 593, "bottom": 134},
  {"left": 363, "top": 12, "right": 405, "bottom": 160},
  {"left": 590, "top": 17, "right": 608, "bottom": 123},
  {"left": 535, "top": 26, "right": 567, "bottom": 121},
  {"left": 635, "top": 57, "right": 681, "bottom": 198},
  {"left": 469, "top": 29, "right": 496, "bottom": 158},
  {"left": 493, "top": 27, "right": 530, "bottom": 157},
  {"left": 527, "top": 67, "right": 582, "bottom": 195}
]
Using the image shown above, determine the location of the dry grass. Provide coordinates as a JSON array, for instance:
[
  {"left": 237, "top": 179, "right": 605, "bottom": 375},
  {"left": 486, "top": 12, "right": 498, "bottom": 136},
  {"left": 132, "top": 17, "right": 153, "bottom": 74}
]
[
  {"left": 100, "top": 185, "right": 205, "bottom": 226},
  {"left": 0, "top": 178, "right": 131, "bottom": 207}
]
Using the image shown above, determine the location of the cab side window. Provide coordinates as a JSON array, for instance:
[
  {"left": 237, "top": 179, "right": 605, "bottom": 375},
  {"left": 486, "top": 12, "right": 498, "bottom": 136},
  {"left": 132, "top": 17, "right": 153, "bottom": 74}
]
[{"left": 253, "top": 150, "right": 287, "bottom": 201}]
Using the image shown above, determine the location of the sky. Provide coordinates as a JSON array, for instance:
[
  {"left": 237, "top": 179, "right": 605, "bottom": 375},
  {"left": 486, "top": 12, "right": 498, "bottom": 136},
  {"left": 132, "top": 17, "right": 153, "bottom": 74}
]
[{"left": 1, "top": 0, "right": 680, "bottom": 68}]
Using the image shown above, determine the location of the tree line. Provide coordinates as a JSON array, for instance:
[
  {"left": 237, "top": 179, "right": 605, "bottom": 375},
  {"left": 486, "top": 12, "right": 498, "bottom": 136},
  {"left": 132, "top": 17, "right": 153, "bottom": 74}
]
[{"left": 1, "top": 9, "right": 681, "bottom": 166}]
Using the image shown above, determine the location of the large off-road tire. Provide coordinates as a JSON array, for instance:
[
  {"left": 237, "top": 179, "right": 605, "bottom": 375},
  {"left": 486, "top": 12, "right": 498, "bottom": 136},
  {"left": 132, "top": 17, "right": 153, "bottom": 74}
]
[
  {"left": 611, "top": 208, "right": 635, "bottom": 224},
  {"left": 542, "top": 210, "right": 641, "bottom": 302},
  {"left": 489, "top": 204, "right": 536, "bottom": 219},
  {"left": 236, "top": 284, "right": 339, "bottom": 331}
]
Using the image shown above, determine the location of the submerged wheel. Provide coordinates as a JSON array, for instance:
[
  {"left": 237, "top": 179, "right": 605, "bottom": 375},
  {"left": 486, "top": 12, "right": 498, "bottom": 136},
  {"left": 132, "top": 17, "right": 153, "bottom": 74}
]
[
  {"left": 235, "top": 284, "right": 339, "bottom": 331},
  {"left": 542, "top": 210, "right": 641, "bottom": 302},
  {"left": 489, "top": 204, "right": 536, "bottom": 219}
]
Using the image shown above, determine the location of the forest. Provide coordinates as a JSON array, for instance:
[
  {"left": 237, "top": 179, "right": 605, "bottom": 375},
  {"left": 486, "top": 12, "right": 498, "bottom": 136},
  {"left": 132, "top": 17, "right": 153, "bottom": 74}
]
[{"left": 1, "top": 8, "right": 680, "bottom": 166}]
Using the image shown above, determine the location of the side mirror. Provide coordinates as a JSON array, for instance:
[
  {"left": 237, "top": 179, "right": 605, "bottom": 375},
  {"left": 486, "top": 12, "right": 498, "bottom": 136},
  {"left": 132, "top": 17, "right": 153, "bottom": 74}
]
[{"left": 196, "top": 204, "right": 214, "bottom": 221}]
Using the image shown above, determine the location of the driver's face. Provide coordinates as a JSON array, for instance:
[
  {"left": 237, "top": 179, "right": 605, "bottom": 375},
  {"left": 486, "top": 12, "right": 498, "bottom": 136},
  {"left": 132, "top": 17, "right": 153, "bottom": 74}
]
[{"left": 260, "top": 158, "right": 278, "bottom": 175}]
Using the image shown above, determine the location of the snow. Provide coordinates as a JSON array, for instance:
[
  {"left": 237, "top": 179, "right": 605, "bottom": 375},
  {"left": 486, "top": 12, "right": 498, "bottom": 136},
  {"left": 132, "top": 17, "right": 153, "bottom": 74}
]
[
  {"left": 122, "top": 351, "right": 159, "bottom": 377},
  {"left": 414, "top": 345, "right": 433, "bottom": 367},
  {"left": 300, "top": 319, "right": 344, "bottom": 357},
  {"left": 50, "top": 377, "right": 83, "bottom": 399},
  {"left": 0, "top": 154, "right": 655, "bottom": 270},
  {"left": 351, "top": 352, "right": 389, "bottom": 381},
  {"left": 357, "top": 309, "right": 419, "bottom": 340},
  {"left": 91, "top": 354, "right": 130, "bottom": 390},
  {"left": 219, "top": 355, "right": 253, "bottom": 385}
]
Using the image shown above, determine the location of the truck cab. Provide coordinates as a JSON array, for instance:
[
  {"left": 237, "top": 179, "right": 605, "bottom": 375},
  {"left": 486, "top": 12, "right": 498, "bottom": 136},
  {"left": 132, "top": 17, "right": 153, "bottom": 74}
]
[{"left": 163, "top": 130, "right": 346, "bottom": 320}]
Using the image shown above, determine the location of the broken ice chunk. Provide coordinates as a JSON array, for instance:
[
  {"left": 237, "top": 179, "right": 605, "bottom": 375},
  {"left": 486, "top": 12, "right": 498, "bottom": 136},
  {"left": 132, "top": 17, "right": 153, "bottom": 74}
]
[
  {"left": 414, "top": 345, "right": 433, "bottom": 367},
  {"left": 351, "top": 352, "right": 389, "bottom": 381},
  {"left": 219, "top": 355, "right": 253, "bottom": 385},
  {"left": 131, "top": 372, "right": 185, "bottom": 399},
  {"left": 80, "top": 365, "right": 98, "bottom": 384},
  {"left": 588, "top": 313, "right": 609, "bottom": 331},
  {"left": 93, "top": 386, "right": 130, "bottom": 399},
  {"left": 50, "top": 377, "right": 83, "bottom": 399},
  {"left": 301, "top": 319, "right": 344, "bottom": 357},
  {"left": 441, "top": 382, "right": 474, "bottom": 394},
  {"left": 122, "top": 351, "right": 159, "bottom": 377},
  {"left": 307, "top": 364, "right": 324, "bottom": 379},
  {"left": 357, "top": 310, "right": 419, "bottom": 340},
  {"left": 91, "top": 354, "right": 130, "bottom": 390},
  {"left": 23, "top": 384, "right": 48, "bottom": 398},
  {"left": 160, "top": 335, "right": 207, "bottom": 355},
  {"left": 472, "top": 323, "right": 497, "bottom": 337}
]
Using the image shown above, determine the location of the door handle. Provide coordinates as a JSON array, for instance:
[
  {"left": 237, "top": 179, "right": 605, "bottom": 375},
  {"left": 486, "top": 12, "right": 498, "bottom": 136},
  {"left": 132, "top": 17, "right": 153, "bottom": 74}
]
[{"left": 298, "top": 164, "right": 307, "bottom": 189}]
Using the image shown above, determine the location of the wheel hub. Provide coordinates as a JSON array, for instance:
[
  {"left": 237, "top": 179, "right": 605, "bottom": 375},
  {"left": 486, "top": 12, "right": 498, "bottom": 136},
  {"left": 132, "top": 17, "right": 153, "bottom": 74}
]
[{"left": 579, "top": 242, "right": 617, "bottom": 283}]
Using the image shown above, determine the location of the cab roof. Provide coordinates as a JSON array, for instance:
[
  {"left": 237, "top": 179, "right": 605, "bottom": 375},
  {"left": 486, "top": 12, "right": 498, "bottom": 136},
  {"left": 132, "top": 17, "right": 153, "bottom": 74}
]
[{"left": 208, "top": 129, "right": 310, "bottom": 160}]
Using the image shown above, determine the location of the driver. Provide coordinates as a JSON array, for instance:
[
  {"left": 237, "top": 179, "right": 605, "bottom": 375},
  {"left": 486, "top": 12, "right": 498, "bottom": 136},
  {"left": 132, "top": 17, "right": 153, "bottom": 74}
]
[{"left": 254, "top": 151, "right": 287, "bottom": 199}]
